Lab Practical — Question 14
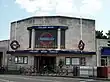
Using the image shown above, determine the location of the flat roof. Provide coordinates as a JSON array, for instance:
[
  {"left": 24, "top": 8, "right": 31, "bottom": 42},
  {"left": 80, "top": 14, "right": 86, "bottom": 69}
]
[
  {"left": 11, "top": 15, "right": 95, "bottom": 24},
  {"left": 0, "top": 40, "right": 10, "bottom": 42}
]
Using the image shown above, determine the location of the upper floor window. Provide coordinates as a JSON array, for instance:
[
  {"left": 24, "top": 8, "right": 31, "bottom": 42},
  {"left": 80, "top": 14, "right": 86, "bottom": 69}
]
[
  {"left": 28, "top": 30, "right": 32, "bottom": 48},
  {"left": 60, "top": 29, "right": 65, "bottom": 49},
  {"left": 35, "top": 29, "right": 58, "bottom": 49}
]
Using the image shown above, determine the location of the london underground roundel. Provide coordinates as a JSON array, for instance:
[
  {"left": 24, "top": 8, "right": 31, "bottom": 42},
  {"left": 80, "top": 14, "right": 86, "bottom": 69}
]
[
  {"left": 10, "top": 40, "right": 20, "bottom": 50},
  {"left": 39, "top": 32, "right": 54, "bottom": 46},
  {"left": 78, "top": 40, "right": 85, "bottom": 51}
]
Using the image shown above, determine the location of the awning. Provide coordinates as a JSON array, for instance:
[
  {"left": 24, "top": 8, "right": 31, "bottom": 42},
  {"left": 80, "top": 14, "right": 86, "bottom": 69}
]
[
  {"left": 7, "top": 50, "right": 96, "bottom": 55},
  {"left": 101, "top": 47, "right": 110, "bottom": 56}
]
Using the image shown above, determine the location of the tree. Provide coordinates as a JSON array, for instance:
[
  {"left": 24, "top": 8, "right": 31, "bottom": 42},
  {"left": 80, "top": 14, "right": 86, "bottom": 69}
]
[
  {"left": 106, "top": 30, "right": 110, "bottom": 39},
  {"left": 96, "top": 30, "right": 107, "bottom": 39}
]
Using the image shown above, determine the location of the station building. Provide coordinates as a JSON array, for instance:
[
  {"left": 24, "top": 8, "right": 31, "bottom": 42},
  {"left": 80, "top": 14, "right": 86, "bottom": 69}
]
[{"left": 1, "top": 16, "right": 96, "bottom": 71}]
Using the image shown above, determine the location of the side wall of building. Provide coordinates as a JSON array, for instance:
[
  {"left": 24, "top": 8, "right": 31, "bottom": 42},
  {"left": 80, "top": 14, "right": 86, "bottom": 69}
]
[{"left": 0, "top": 40, "right": 9, "bottom": 66}]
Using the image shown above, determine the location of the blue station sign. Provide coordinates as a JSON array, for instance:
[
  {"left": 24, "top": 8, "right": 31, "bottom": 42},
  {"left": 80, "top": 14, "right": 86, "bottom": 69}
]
[
  {"left": 27, "top": 26, "right": 68, "bottom": 30},
  {"left": 101, "top": 47, "right": 110, "bottom": 56},
  {"left": 7, "top": 50, "right": 96, "bottom": 55}
]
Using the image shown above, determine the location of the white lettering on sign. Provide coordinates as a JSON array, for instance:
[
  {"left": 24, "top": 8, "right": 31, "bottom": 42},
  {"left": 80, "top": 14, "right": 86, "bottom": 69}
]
[
  {"left": 38, "top": 26, "right": 54, "bottom": 29},
  {"left": 40, "top": 50, "right": 48, "bottom": 53},
  {"left": 39, "top": 37, "right": 54, "bottom": 41},
  {"left": 29, "top": 51, "right": 39, "bottom": 53},
  {"left": 49, "top": 50, "right": 58, "bottom": 53}
]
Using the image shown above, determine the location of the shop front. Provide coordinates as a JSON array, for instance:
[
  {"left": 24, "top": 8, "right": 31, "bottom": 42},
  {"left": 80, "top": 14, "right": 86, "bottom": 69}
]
[
  {"left": 101, "top": 47, "right": 110, "bottom": 66},
  {"left": 7, "top": 49, "right": 96, "bottom": 72}
]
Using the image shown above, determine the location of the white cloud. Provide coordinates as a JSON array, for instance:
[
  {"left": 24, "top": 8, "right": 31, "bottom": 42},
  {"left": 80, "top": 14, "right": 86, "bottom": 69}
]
[
  {"left": 15, "top": 0, "right": 102, "bottom": 17},
  {"left": 80, "top": 0, "right": 102, "bottom": 14}
]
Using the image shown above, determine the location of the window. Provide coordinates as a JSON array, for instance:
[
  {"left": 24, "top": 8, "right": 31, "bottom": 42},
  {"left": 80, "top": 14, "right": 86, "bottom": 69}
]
[
  {"left": 18, "top": 57, "right": 23, "bottom": 63},
  {"left": 72, "top": 58, "right": 80, "bottom": 65},
  {"left": 65, "top": 57, "right": 86, "bottom": 66},
  {"left": 65, "top": 58, "right": 71, "bottom": 65},
  {"left": 14, "top": 56, "right": 28, "bottom": 64},
  {"left": 24, "top": 57, "right": 28, "bottom": 64},
  {"left": 29, "top": 30, "right": 32, "bottom": 48},
  {"left": 80, "top": 57, "right": 86, "bottom": 66},
  {"left": 35, "top": 29, "right": 58, "bottom": 49},
  {"left": 14, "top": 57, "right": 18, "bottom": 63},
  {"left": 101, "top": 57, "right": 107, "bottom": 66},
  {"left": 60, "top": 29, "right": 65, "bottom": 49}
]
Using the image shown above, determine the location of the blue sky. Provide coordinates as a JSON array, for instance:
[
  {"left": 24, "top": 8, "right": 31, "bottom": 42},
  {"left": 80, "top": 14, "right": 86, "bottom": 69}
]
[{"left": 0, "top": 0, "right": 110, "bottom": 40}]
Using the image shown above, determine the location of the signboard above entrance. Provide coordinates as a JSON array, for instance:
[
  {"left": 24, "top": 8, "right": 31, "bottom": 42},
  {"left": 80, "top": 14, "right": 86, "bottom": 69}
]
[
  {"left": 7, "top": 50, "right": 96, "bottom": 55},
  {"left": 27, "top": 26, "right": 68, "bottom": 30}
]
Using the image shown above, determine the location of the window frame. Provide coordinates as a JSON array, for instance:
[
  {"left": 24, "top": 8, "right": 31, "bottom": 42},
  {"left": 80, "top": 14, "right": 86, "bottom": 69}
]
[
  {"left": 29, "top": 30, "right": 32, "bottom": 48},
  {"left": 35, "top": 29, "right": 58, "bottom": 49},
  {"left": 65, "top": 57, "right": 86, "bottom": 66},
  {"left": 14, "top": 56, "right": 28, "bottom": 64},
  {"left": 71, "top": 57, "right": 80, "bottom": 66},
  {"left": 65, "top": 57, "right": 71, "bottom": 65},
  {"left": 80, "top": 57, "right": 86, "bottom": 66}
]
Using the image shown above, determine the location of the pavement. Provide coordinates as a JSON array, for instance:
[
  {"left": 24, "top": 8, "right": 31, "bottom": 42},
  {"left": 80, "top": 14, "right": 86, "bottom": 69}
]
[{"left": 0, "top": 75, "right": 109, "bottom": 82}]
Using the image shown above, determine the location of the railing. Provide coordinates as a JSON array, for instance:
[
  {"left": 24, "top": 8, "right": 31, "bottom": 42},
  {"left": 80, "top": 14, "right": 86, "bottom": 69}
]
[
  {"left": 20, "top": 65, "right": 98, "bottom": 77},
  {"left": 20, "top": 65, "right": 72, "bottom": 76},
  {"left": 2, "top": 65, "right": 105, "bottom": 78}
]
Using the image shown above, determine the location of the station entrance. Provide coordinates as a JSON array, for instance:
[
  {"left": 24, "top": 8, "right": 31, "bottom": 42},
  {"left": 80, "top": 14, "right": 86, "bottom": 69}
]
[{"left": 34, "top": 56, "right": 56, "bottom": 72}]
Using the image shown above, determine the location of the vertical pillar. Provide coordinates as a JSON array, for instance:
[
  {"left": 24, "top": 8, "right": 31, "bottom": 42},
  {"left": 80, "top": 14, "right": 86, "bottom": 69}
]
[
  {"left": 80, "top": 17, "right": 82, "bottom": 40},
  {"left": 28, "top": 30, "right": 30, "bottom": 48},
  {"left": 57, "top": 28, "right": 61, "bottom": 49},
  {"left": 2, "top": 50, "right": 5, "bottom": 66},
  {"left": 107, "top": 56, "right": 109, "bottom": 66},
  {"left": 31, "top": 29, "right": 35, "bottom": 50},
  {"left": 97, "top": 47, "right": 101, "bottom": 66}
]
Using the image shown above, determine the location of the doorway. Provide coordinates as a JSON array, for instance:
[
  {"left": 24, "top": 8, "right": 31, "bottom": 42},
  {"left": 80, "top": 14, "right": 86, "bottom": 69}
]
[
  {"left": 101, "top": 57, "right": 107, "bottom": 66},
  {"left": 34, "top": 56, "right": 56, "bottom": 72}
]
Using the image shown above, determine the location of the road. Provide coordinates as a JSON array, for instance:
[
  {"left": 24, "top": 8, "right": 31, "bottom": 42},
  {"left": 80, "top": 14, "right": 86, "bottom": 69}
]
[{"left": 0, "top": 75, "right": 109, "bottom": 82}]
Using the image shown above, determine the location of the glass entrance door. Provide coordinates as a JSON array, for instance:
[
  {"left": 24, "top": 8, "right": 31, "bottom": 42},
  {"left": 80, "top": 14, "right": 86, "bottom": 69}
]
[
  {"left": 101, "top": 57, "right": 107, "bottom": 66},
  {"left": 34, "top": 56, "right": 56, "bottom": 73}
]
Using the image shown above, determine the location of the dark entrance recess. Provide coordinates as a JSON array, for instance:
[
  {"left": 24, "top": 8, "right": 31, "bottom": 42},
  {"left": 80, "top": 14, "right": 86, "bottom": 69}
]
[
  {"left": 101, "top": 56, "right": 107, "bottom": 66},
  {"left": 34, "top": 56, "right": 56, "bottom": 72},
  {"left": 0, "top": 52, "right": 3, "bottom": 66}
]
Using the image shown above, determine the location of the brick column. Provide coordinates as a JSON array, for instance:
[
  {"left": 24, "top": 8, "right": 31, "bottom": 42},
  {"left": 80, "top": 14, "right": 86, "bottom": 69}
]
[
  {"left": 97, "top": 46, "right": 101, "bottom": 66},
  {"left": 57, "top": 28, "right": 61, "bottom": 49},
  {"left": 31, "top": 29, "right": 35, "bottom": 49}
]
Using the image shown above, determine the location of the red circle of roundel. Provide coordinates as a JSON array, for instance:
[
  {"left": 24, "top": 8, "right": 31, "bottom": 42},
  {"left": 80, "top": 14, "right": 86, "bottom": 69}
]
[
  {"left": 39, "top": 32, "right": 54, "bottom": 46},
  {"left": 78, "top": 40, "right": 85, "bottom": 51}
]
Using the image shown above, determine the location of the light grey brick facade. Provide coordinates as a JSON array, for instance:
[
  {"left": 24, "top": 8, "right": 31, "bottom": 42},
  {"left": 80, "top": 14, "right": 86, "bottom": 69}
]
[
  {"left": 10, "top": 16, "right": 95, "bottom": 52},
  {"left": 7, "top": 16, "right": 96, "bottom": 69}
]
